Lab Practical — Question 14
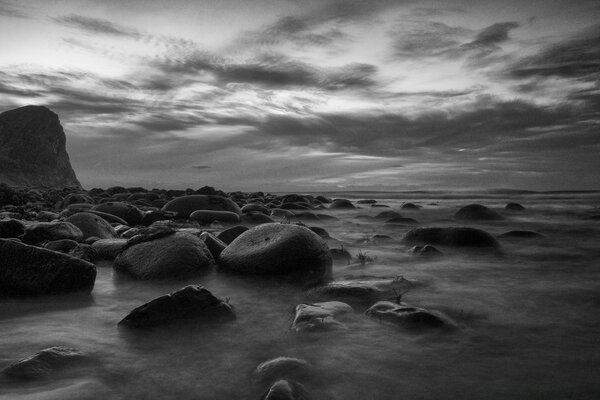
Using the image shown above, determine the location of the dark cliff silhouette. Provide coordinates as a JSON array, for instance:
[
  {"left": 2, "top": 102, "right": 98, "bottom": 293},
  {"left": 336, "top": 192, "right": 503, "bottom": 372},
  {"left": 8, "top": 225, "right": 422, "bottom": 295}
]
[{"left": 0, "top": 105, "right": 81, "bottom": 188}]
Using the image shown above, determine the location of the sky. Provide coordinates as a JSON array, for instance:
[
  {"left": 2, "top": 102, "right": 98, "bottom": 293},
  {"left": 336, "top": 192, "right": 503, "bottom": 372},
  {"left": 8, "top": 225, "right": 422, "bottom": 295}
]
[{"left": 0, "top": 0, "right": 599, "bottom": 192}]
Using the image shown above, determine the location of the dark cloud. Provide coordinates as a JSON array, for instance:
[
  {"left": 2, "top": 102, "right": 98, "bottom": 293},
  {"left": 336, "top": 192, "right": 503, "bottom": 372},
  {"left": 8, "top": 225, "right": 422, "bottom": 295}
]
[
  {"left": 390, "top": 21, "right": 467, "bottom": 58},
  {"left": 466, "top": 22, "right": 519, "bottom": 48},
  {"left": 0, "top": 0, "right": 28, "bottom": 18},
  {"left": 54, "top": 14, "right": 141, "bottom": 38},
  {"left": 505, "top": 24, "right": 600, "bottom": 81}
]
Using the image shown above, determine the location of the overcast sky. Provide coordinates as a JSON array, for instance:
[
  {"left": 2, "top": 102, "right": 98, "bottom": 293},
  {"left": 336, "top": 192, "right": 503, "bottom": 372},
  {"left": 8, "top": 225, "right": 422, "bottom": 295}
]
[{"left": 1, "top": 0, "right": 598, "bottom": 191}]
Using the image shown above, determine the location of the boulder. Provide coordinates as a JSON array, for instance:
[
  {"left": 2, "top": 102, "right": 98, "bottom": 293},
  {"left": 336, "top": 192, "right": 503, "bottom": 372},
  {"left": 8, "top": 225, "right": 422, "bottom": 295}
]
[
  {"left": 254, "top": 357, "right": 312, "bottom": 383},
  {"left": 241, "top": 212, "right": 275, "bottom": 225},
  {"left": 21, "top": 221, "right": 83, "bottom": 245},
  {"left": 66, "top": 212, "right": 117, "bottom": 240},
  {"left": 114, "top": 232, "right": 213, "bottom": 279},
  {"left": 291, "top": 301, "right": 353, "bottom": 332},
  {"left": 118, "top": 285, "right": 235, "bottom": 329},
  {"left": 0, "top": 106, "right": 81, "bottom": 188},
  {"left": 190, "top": 210, "right": 241, "bottom": 224},
  {"left": 241, "top": 204, "right": 270, "bottom": 214},
  {"left": 91, "top": 238, "right": 128, "bottom": 260},
  {"left": 200, "top": 232, "right": 227, "bottom": 259},
  {"left": 44, "top": 239, "right": 79, "bottom": 253},
  {"left": 218, "top": 223, "right": 332, "bottom": 281},
  {"left": 0, "top": 239, "right": 96, "bottom": 296},
  {"left": 92, "top": 202, "right": 143, "bottom": 226},
  {"left": 307, "top": 280, "right": 388, "bottom": 304},
  {"left": 401, "top": 203, "right": 421, "bottom": 210},
  {"left": 357, "top": 199, "right": 376, "bottom": 204},
  {"left": 374, "top": 210, "right": 402, "bottom": 220},
  {"left": 139, "top": 210, "right": 175, "bottom": 226},
  {"left": 329, "top": 199, "right": 355, "bottom": 209},
  {"left": 162, "top": 195, "right": 241, "bottom": 218},
  {"left": 0, "top": 218, "right": 25, "bottom": 238},
  {"left": 260, "top": 380, "right": 311, "bottom": 400},
  {"left": 217, "top": 225, "right": 249, "bottom": 244},
  {"left": 2, "top": 346, "right": 89, "bottom": 380},
  {"left": 455, "top": 204, "right": 503, "bottom": 221},
  {"left": 402, "top": 227, "right": 500, "bottom": 248},
  {"left": 505, "top": 202, "right": 525, "bottom": 211},
  {"left": 366, "top": 301, "right": 455, "bottom": 330}
]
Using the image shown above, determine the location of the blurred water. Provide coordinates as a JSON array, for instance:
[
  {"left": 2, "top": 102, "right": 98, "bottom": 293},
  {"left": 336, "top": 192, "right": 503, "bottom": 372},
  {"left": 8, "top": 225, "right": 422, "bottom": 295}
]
[{"left": 1, "top": 192, "right": 599, "bottom": 399}]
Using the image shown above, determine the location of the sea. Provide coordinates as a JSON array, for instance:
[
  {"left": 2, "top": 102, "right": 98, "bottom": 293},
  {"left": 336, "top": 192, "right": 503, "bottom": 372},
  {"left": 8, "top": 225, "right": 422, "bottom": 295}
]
[{"left": 1, "top": 190, "right": 599, "bottom": 399}]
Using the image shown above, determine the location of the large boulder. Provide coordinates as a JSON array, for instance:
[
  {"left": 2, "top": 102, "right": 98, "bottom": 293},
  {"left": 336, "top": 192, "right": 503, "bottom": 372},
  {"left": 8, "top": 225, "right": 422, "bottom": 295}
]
[
  {"left": 92, "top": 202, "right": 143, "bottom": 226},
  {"left": 0, "top": 239, "right": 96, "bottom": 296},
  {"left": 218, "top": 223, "right": 332, "bottom": 281},
  {"left": 66, "top": 212, "right": 117, "bottom": 240},
  {"left": 2, "top": 346, "right": 89, "bottom": 380},
  {"left": 402, "top": 227, "right": 500, "bottom": 248},
  {"left": 118, "top": 285, "right": 235, "bottom": 329},
  {"left": 366, "top": 301, "right": 455, "bottom": 330},
  {"left": 455, "top": 204, "right": 503, "bottom": 221},
  {"left": 162, "top": 195, "right": 242, "bottom": 218},
  {"left": 0, "top": 105, "right": 81, "bottom": 188},
  {"left": 21, "top": 221, "right": 83, "bottom": 245},
  {"left": 114, "top": 232, "right": 213, "bottom": 279}
]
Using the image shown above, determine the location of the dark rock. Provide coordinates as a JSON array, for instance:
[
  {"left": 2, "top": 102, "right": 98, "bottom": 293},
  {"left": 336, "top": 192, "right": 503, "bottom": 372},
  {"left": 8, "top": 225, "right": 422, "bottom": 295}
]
[
  {"left": 270, "top": 209, "right": 295, "bottom": 219},
  {"left": 0, "top": 239, "right": 96, "bottom": 296},
  {"left": 505, "top": 203, "right": 525, "bottom": 211},
  {"left": 408, "top": 245, "right": 443, "bottom": 257},
  {"left": 200, "top": 232, "right": 227, "bottom": 259},
  {"left": 190, "top": 210, "right": 241, "bottom": 224},
  {"left": 329, "top": 199, "right": 355, "bottom": 209},
  {"left": 366, "top": 301, "right": 455, "bottom": 330},
  {"left": 307, "top": 280, "right": 388, "bottom": 303},
  {"left": 241, "top": 211, "right": 275, "bottom": 225},
  {"left": 0, "top": 106, "right": 80, "bottom": 188},
  {"left": 91, "top": 238, "right": 128, "bottom": 260},
  {"left": 290, "top": 212, "right": 320, "bottom": 222},
  {"left": 217, "top": 225, "right": 249, "bottom": 245},
  {"left": 330, "top": 247, "right": 351, "bottom": 264},
  {"left": 21, "top": 221, "right": 83, "bottom": 245},
  {"left": 374, "top": 210, "right": 402, "bottom": 219},
  {"left": 218, "top": 223, "right": 332, "bottom": 281},
  {"left": 291, "top": 301, "right": 353, "bottom": 332},
  {"left": 309, "top": 226, "right": 330, "bottom": 238},
  {"left": 86, "top": 209, "right": 128, "bottom": 225},
  {"left": 241, "top": 204, "right": 270, "bottom": 214},
  {"left": 2, "top": 346, "right": 88, "bottom": 380},
  {"left": 44, "top": 239, "right": 79, "bottom": 253},
  {"left": 140, "top": 210, "right": 175, "bottom": 226},
  {"left": 0, "top": 218, "right": 25, "bottom": 238},
  {"left": 455, "top": 204, "right": 504, "bottom": 221},
  {"left": 92, "top": 202, "right": 143, "bottom": 226},
  {"left": 162, "top": 195, "right": 241, "bottom": 218},
  {"left": 401, "top": 202, "right": 421, "bottom": 210},
  {"left": 315, "top": 214, "right": 338, "bottom": 221},
  {"left": 315, "top": 195, "right": 331, "bottom": 204},
  {"left": 385, "top": 217, "right": 418, "bottom": 225},
  {"left": 498, "top": 230, "right": 546, "bottom": 239},
  {"left": 371, "top": 204, "right": 389, "bottom": 208},
  {"left": 66, "top": 212, "right": 117, "bottom": 240},
  {"left": 403, "top": 227, "right": 500, "bottom": 248},
  {"left": 118, "top": 285, "right": 235, "bottom": 329},
  {"left": 0, "top": 183, "right": 23, "bottom": 206},
  {"left": 68, "top": 244, "right": 97, "bottom": 262},
  {"left": 260, "top": 380, "right": 311, "bottom": 400},
  {"left": 279, "top": 203, "right": 312, "bottom": 210},
  {"left": 254, "top": 357, "right": 312, "bottom": 383},
  {"left": 36, "top": 210, "right": 59, "bottom": 221},
  {"left": 114, "top": 232, "right": 213, "bottom": 279},
  {"left": 357, "top": 199, "right": 376, "bottom": 204},
  {"left": 60, "top": 193, "right": 94, "bottom": 209}
]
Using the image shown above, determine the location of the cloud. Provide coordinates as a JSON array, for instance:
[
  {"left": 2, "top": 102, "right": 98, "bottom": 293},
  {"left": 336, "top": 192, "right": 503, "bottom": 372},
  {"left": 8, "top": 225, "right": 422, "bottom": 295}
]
[
  {"left": 0, "top": 0, "right": 28, "bottom": 18},
  {"left": 505, "top": 24, "right": 600, "bottom": 81},
  {"left": 54, "top": 14, "right": 141, "bottom": 38},
  {"left": 466, "top": 22, "right": 519, "bottom": 48}
]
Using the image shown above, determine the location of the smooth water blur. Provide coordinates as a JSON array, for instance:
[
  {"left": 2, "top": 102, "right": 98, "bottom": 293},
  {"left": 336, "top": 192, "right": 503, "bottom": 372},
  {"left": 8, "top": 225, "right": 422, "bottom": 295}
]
[{"left": 1, "top": 191, "right": 600, "bottom": 400}]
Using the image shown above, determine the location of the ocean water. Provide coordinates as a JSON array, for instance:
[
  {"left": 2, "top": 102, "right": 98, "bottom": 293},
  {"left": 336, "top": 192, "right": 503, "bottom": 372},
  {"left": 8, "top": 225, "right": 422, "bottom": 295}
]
[{"left": 1, "top": 191, "right": 599, "bottom": 400}]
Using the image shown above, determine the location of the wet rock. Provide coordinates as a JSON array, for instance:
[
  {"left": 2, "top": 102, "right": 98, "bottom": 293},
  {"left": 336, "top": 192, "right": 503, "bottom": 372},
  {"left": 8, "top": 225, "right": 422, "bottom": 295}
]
[
  {"left": 242, "top": 212, "right": 275, "bottom": 225},
  {"left": 36, "top": 210, "right": 60, "bottom": 221},
  {"left": 0, "top": 218, "right": 25, "bottom": 238},
  {"left": 279, "top": 202, "right": 312, "bottom": 210},
  {"left": 140, "top": 210, "right": 175, "bottom": 226},
  {"left": 0, "top": 183, "right": 23, "bottom": 206},
  {"left": 2, "top": 346, "right": 89, "bottom": 380},
  {"left": 374, "top": 210, "right": 402, "bottom": 220},
  {"left": 498, "top": 230, "right": 546, "bottom": 239},
  {"left": 118, "top": 285, "right": 235, "bottom": 329},
  {"left": 357, "top": 199, "right": 376, "bottom": 204},
  {"left": 201, "top": 232, "right": 227, "bottom": 259},
  {"left": 408, "top": 245, "right": 443, "bottom": 257},
  {"left": 21, "top": 221, "right": 83, "bottom": 245},
  {"left": 329, "top": 199, "right": 355, "bottom": 209},
  {"left": 315, "top": 195, "right": 331, "bottom": 204},
  {"left": 260, "top": 380, "right": 311, "bottom": 400},
  {"left": 254, "top": 357, "right": 312, "bottom": 383},
  {"left": 401, "top": 202, "right": 421, "bottom": 210},
  {"left": 162, "top": 195, "right": 241, "bottom": 218},
  {"left": 455, "top": 204, "right": 504, "bottom": 221},
  {"left": 92, "top": 202, "right": 143, "bottom": 226},
  {"left": 190, "top": 210, "right": 241, "bottom": 224},
  {"left": 91, "top": 238, "right": 128, "bottom": 260},
  {"left": 68, "top": 244, "right": 97, "bottom": 263},
  {"left": 307, "top": 280, "right": 388, "bottom": 304},
  {"left": 505, "top": 203, "right": 525, "bottom": 211},
  {"left": 0, "top": 239, "right": 96, "bottom": 296},
  {"left": 86, "top": 210, "right": 128, "bottom": 225},
  {"left": 402, "top": 227, "right": 500, "bottom": 249},
  {"left": 291, "top": 301, "right": 353, "bottom": 332},
  {"left": 242, "top": 204, "right": 270, "bottom": 214},
  {"left": 371, "top": 234, "right": 393, "bottom": 241},
  {"left": 66, "top": 212, "right": 117, "bottom": 240},
  {"left": 309, "top": 226, "right": 330, "bottom": 239},
  {"left": 60, "top": 193, "right": 94, "bottom": 209},
  {"left": 366, "top": 301, "right": 455, "bottom": 330},
  {"left": 44, "top": 239, "right": 79, "bottom": 253},
  {"left": 330, "top": 247, "right": 352, "bottom": 264},
  {"left": 371, "top": 204, "right": 389, "bottom": 208},
  {"left": 218, "top": 223, "right": 332, "bottom": 281},
  {"left": 114, "top": 232, "right": 213, "bottom": 279},
  {"left": 217, "top": 225, "right": 249, "bottom": 245}
]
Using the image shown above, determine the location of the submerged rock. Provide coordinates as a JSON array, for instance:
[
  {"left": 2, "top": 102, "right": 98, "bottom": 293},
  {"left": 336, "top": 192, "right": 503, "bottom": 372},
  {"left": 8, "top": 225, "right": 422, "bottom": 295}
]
[
  {"left": 162, "top": 195, "right": 241, "bottom": 218},
  {"left": 329, "top": 199, "right": 355, "bottom": 209},
  {"left": 260, "top": 379, "right": 312, "bottom": 400},
  {"left": 218, "top": 223, "right": 332, "bottom": 281},
  {"left": 114, "top": 232, "right": 213, "bottom": 279},
  {"left": 455, "top": 204, "right": 504, "bottom": 221},
  {"left": 2, "top": 346, "right": 89, "bottom": 380},
  {"left": 0, "top": 239, "right": 96, "bottom": 296},
  {"left": 402, "top": 227, "right": 500, "bottom": 248},
  {"left": 119, "top": 285, "right": 235, "bottom": 329},
  {"left": 505, "top": 203, "right": 525, "bottom": 211},
  {"left": 21, "top": 221, "right": 83, "bottom": 245},
  {"left": 307, "top": 280, "right": 388, "bottom": 304},
  {"left": 291, "top": 301, "right": 353, "bottom": 332},
  {"left": 254, "top": 357, "right": 312, "bottom": 383},
  {"left": 366, "top": 301, "right": 454, "bottom": 330},
  {"left": 408, "top": 245, "right": 443, "bottom": 257}
]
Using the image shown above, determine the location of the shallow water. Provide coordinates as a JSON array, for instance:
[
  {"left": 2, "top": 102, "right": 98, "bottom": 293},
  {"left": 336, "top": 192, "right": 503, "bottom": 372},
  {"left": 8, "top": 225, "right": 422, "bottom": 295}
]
[{"left": 1, "top": 192, "right": 600, "bottom": 399}]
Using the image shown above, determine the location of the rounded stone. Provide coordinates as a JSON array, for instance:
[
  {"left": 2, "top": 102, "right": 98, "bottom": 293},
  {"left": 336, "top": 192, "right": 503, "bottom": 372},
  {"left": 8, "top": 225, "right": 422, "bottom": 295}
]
[
  {"left": 455, "top": 204, "right": 503, "bottom": 221},
  {"left": 189, "top": 210, "right": 241, "bottom": 224},
  {"left": 66, "top": 212, "right": 117, "bottom": 240},
  {"left": 329, "top": 199, "right": 355, "bottom": 209},
  {"left": 402, "top": 227, "right": 500, "bottom": 248},
  {"left": 216, "top": 225, "right": 249, "bottom": 245},
  {"left": 21, "top": 221, "right": 83, "bottom": 245},
  {"left": 218, "top": 223, "right": 332, "bottom": 280},
  {"left": 162, "top": 195, "right": 241, "bottom": 218},
  {"left": 92, "top": 202, "right": 143, "bottom": 226}
]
